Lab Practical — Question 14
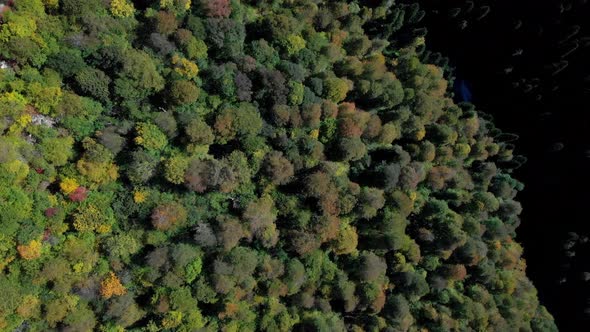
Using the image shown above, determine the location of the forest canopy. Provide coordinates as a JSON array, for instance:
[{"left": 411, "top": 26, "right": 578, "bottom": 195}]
[{"left": 0, "top": 0, "right": 556, "bottom": 331}]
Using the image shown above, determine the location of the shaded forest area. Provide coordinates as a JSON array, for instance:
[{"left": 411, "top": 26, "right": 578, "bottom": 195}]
[{"left": 413, "top": 0, "right": 590, "bottom": 329}]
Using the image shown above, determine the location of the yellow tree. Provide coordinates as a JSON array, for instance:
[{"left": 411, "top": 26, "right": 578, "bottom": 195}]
[
  {"left": 17, "top": 240, "right": 42, "bottom": 260},
  {"left": 110, "top": 0, "right": 135, "bottom": 18},
  {"left": 172, "top": 55, "right": 199, "bottom": 79},
  {"left": 100, "top": 272, "right": 126, "bottom": 299}
]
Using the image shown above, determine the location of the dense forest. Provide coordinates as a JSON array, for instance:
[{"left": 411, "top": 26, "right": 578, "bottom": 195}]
[
  {"left": 0, "top": 0, "right": 557, "bottom": 331},
  {"left": 412, "top": 0, "right": 590, "bottom": 329}
]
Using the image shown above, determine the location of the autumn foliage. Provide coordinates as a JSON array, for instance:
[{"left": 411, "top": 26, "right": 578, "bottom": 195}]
[
  {"left": 151, "top": 202, "right": 188, "bottom": 231},
  {"left": 0, "top": 0, "right": 555, "bottom": 331},
  {"left": 100, "top": 272, "right": 126, "bottom": 299},
  {"left": 17, "top": 240, "right": 42, "bottom": 260},
  {"left": 201, "top": 0, "right": 231, "bottom": 18}
]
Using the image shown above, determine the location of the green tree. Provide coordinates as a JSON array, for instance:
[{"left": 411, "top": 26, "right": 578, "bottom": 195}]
[
  {"left": 135, "top": 122, "right": 168, "bottom": 151},
  {"left": 127, "top": 149, "right": 159, "bottom": 184},
  {"left": 75, "top": 67, "right": 111, "bottom": 103},
  {"left": 170, "top": 80, "right": 200, "bottom": 105},
  {"left": 40, "top": 136, "right": 74, "bottom": 166},
  {"left": 338, "top": 137, "right": 367, "bottom": 161},
  {"left": 55, "top": 92, "right": 104, "bottom": 140},
  {"left": 185, "top": 118, "right": 214, "bottom": 145},
  {"left": 115, "top": 49, "right": 165, "bottom": 107},
  {"left": 324, "top": 77, "right": 351, "bottom": 103}
]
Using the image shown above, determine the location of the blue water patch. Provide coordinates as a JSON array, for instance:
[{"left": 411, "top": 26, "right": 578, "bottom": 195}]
[{"left": 455, "top": 79, "right": 473, "bottom": 102}]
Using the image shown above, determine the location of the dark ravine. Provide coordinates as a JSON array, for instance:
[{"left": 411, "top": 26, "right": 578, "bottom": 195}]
[{"left": 414, "top": 0, "right": 590, "bottom": 329}]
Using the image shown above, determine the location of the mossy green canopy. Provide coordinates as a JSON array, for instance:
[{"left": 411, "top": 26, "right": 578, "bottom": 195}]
[{"left": 0, "top": 0, "right": 555, "bottom": 331}]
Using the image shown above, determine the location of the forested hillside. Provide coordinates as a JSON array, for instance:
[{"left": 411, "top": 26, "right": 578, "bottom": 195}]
[{"left": 0, "top": 0, "right": 556, "bottom": 331}]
